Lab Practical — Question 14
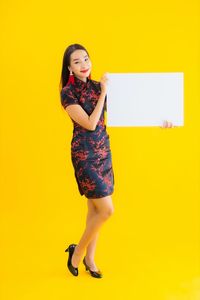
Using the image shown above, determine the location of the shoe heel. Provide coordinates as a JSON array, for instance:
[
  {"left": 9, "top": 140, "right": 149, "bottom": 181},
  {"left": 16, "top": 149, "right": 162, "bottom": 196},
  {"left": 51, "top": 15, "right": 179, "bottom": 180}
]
[{"left": 65, "top": 244, "right": 79, "bottom": 276}]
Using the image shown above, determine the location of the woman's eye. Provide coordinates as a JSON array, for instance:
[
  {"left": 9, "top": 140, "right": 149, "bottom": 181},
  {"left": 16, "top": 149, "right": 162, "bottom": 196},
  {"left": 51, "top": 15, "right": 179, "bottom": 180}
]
[{"left": 74, "top": 58, "right": 88, "bottom": 64}]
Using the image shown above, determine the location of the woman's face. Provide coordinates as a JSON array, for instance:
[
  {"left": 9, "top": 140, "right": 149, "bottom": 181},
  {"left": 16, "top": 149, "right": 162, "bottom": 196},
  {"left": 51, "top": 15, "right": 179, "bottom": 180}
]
[{"left": 68, "top": 49, "right": 92, "bottom": 81}]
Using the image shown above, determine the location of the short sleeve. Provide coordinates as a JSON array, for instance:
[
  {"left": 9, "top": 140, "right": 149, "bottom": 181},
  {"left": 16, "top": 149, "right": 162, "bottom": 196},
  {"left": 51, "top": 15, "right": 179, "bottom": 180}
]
[{"left": 60, "top": 87, "right": 79, "bottom": 109}]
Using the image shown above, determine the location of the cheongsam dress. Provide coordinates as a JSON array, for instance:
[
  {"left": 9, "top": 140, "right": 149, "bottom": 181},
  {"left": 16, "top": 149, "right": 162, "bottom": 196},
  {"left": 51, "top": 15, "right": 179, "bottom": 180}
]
[{"left": 60, "top": 76, "right": 114, "bottom": 199}]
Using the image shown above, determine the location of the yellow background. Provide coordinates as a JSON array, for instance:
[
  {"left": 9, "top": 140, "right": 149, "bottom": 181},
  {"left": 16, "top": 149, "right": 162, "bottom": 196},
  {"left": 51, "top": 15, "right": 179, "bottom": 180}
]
[{"left": 0, "top": 0, "right": 200, "bottom": 299}]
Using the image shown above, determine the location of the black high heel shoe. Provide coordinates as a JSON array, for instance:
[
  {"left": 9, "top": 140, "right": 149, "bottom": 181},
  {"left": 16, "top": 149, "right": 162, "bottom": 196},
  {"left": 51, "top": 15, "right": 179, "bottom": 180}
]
[
  {"left": 83, "top": 256, "right": 103, "bottom": 278},
  {"left": 65, "top": 244, "right": 78, "bottom": 276}
]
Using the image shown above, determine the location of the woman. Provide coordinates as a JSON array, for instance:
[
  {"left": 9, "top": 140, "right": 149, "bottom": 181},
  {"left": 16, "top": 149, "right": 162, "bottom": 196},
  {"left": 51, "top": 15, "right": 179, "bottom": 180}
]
[
  {"left": 59, "top": 43, "right": 174, "bottom": 279},
  {"left": 60, "top": 44, "right": 114, "bottom": 278}
]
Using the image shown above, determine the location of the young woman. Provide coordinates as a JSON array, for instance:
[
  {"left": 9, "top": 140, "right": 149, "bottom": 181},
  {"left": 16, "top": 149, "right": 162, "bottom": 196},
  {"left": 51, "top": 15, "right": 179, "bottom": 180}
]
[
  {"left": 59, "top": 43, "right": 174, "bottom": 279},
  {"left": 60, "top": 44, "right": 114, "bottom": 278}
]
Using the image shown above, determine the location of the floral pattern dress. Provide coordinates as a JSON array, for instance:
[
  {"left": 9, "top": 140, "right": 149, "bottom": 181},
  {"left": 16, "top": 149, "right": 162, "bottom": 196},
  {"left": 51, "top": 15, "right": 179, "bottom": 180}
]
[{"left": 60, "top": 76, "right": 114, "bottom": 199}]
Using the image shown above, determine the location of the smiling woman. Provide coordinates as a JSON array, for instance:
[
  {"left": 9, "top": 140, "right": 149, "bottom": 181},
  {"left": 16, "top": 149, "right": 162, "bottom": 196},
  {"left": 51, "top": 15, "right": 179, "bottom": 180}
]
[
  {"left": 70, "top": 53, "right": 91, "bottom": 78},
  {"left": 59, "top": 44, "right": 113, "bottom": 198},
  {"left": 59, "top": 43, "right": 115, "bottom": 278}
]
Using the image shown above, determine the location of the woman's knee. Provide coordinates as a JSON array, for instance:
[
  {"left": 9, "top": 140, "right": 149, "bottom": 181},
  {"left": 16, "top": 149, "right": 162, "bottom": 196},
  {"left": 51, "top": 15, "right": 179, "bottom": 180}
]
[
  {"left": 103, "top": 206, "right": 114, "bottom": 219},
  {"left": 91, "top": 196, "right": 114, "bottom": 219}
]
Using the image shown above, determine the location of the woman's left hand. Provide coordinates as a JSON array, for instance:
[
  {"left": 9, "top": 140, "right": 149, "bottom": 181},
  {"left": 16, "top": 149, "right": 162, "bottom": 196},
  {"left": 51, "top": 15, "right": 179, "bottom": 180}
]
[{"left": 160, "top": 120, "right": 175, "bottom": 128}]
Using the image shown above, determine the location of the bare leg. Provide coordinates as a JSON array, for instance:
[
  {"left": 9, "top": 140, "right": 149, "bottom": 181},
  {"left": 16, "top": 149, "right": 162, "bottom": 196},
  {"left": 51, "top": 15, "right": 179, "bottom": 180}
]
[
  {"left": 85, "top": 199, "right": 99, "bottom": 271},
  {"left": 71, "top": 195, "right": 114, "bottom": 268}
]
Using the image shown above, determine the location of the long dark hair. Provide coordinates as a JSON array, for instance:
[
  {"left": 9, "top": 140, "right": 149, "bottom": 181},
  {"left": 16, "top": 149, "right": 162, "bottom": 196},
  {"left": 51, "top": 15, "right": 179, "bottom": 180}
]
[{"left": 59, "top": 43, "right": 90, "bottom": 92}]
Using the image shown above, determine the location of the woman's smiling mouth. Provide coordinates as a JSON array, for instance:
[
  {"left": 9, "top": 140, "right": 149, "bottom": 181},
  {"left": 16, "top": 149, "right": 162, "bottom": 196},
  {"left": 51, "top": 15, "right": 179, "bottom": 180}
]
[{"left": 81, "top": 69, "right": 89, "bottom": 73}]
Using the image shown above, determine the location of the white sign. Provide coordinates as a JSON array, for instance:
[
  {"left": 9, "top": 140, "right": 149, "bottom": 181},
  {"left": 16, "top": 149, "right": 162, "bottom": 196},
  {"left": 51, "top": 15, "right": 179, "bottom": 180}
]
[{"left": 106, "top": 72, "right": 184, "bottom": 127}]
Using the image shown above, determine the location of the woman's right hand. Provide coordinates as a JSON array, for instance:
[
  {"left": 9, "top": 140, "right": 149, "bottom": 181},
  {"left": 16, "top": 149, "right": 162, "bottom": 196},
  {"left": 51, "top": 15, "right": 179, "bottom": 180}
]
[{"left": 100, "top": 73, "right": 109, "bottom": 95}]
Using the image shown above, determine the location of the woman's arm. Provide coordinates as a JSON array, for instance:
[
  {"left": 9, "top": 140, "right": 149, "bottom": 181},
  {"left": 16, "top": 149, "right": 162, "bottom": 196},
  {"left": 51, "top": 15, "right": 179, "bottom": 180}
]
[
  {"left": 65, "top": 91, "right": 106, "bottom": 131},
  {"left": 65, "top": 73, "right": 108, "bottom": 131}
]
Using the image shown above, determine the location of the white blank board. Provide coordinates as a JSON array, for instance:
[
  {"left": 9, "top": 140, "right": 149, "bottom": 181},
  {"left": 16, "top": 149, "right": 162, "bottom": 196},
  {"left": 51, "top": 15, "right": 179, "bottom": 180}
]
[{"left": 106, "top": 72, "right": 184, "bottom": 127}]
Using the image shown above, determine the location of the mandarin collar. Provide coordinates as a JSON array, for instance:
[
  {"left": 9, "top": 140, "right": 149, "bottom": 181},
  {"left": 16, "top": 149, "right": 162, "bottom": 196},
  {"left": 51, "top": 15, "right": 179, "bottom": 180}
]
[{"left": 74, "top": 76, "right": 90, "bottom": 89}]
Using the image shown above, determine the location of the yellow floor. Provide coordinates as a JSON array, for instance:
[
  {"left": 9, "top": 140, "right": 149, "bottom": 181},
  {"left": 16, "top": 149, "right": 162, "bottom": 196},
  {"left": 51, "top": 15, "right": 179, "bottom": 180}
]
[
  {"left": 1, "top": 200, "right": 200, "bottom": 300},
  {"left": 1, "top": 246, "right": 200, "bottom": 300}
]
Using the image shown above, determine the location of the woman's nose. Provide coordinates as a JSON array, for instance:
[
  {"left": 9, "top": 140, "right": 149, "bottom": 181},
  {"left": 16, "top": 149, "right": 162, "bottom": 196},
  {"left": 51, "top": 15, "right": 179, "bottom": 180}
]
[{"left": 82, "top": 64, "right": 89, "bottom": 68}]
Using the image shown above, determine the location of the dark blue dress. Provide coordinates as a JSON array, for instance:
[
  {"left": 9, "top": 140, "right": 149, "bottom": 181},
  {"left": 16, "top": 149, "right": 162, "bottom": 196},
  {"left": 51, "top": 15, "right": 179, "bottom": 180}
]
[{"left": 60, "top": 76, "right": 114, "bottom": 199}]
